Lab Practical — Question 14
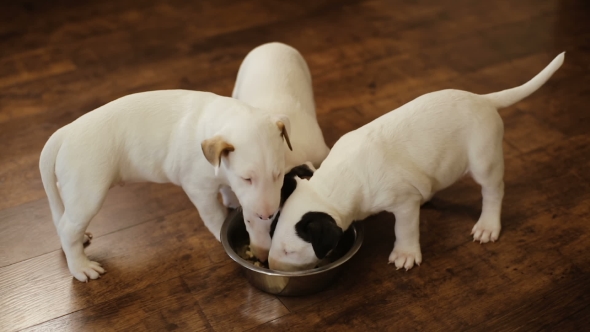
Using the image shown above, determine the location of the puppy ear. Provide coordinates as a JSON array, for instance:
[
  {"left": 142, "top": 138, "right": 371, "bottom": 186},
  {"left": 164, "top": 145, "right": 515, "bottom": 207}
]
[
  {"left": 273, "top": 115, "right": 293, "bottom": 151},
  {"left": 280, "top": 175, "right": 298, "bottom": 206},
  {"left": 295, "top": 212, "right": 343, "bottom": 259},
  {"left": 287, "top": 163, "right": 315, "bottom": 179},
  {"left": 280, "top": 164, "right": 315, "bottom": 205},
  {"left": 201, "top": 136, "right": 234, "bottom": 176}
]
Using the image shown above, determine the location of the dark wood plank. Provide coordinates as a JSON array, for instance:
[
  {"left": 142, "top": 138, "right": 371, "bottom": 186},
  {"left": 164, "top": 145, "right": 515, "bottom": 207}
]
[
  {"left": 183, "top": 263, "right": 291, "bottom": 331},
  {"left": 0, "top": 183, "right": 191, "bottom": 267},
  {"left": 21, "top": 277, "right": 212, "bottom": 332},
  {"left": 0, "top": 208, "right": 221, "bottom": 331}
]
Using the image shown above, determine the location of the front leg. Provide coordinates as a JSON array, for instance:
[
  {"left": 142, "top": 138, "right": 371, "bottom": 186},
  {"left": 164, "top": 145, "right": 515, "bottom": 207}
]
[
  {"left": 220, "top": 185, "right": 240, "bottom": 209},
  {"left": 184, "top": 185, "right": 227, "bottom": 241},
  {"left": 388, "top": 199, "right": 422, "bottom": 271}
]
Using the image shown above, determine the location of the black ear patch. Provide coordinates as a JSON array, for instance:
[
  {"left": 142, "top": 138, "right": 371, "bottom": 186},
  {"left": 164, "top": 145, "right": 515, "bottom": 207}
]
[
  {"left": 280, "top": 164, "right": 314, "bottom": 205},
  {"left": 295, "top": 212, "right": 343, "bottom": 259}
]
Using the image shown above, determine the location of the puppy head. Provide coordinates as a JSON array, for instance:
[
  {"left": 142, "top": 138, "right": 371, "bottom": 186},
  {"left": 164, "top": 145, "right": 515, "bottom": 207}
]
[
  {"left": 246, "top": 163, "right": 315, "bottom": 262},
  {"left": 202, "top": 113, "right": 293, "bottom": 236},
  {"left": 268, "top": 178, "right": 343, "bottom": 271}
]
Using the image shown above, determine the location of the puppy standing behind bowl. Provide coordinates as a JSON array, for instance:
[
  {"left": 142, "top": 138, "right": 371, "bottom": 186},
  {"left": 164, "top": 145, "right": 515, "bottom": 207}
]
[
  {"left": 268, "top": 53, "right": 565, "bottom": 272},
  {"left": 231, "top": 42, "right": 331, "bottom": 261},
  {"left": 39, "top": 90, "right": 293, "bottom": 282}
]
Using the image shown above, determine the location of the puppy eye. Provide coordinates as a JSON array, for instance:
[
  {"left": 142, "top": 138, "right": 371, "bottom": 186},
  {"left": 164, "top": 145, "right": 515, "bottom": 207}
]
[{"left": 242, "top": 177, "right": 252, "bottom": 184}]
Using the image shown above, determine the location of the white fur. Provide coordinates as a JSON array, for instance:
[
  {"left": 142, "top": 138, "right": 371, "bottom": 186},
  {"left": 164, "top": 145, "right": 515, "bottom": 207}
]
[
  {"left": 231, "top": 42, "right": 330, "bottom": 261},
  {"left": 269, "top": 53, "right": 565, "bottom": 272},
  {"left": 40, "top": 90, "right": 292, "bottom": 281}
]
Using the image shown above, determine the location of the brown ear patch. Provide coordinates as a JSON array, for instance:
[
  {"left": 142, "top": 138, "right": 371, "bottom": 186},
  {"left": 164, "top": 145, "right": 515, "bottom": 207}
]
[
  {"left": 201, "top": 136, "right": 235, "bottom": 167},
  {"left": 276, "top": 121, "right": 293, "bottom": 151}
]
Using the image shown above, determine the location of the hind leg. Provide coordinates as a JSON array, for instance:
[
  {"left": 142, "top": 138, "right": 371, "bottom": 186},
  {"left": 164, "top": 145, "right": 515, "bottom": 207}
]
[
  {"left": 470, "top": 143, "right": 504, "bottom": 243},
  {"left": 58, "top": 180, "right": 109, "bottom": 282}
]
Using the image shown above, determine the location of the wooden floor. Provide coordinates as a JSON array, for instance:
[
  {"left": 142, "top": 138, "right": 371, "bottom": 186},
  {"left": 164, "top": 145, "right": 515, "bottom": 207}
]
[{"left": 1, "top": 0, "right": 589, "bottom": 330}]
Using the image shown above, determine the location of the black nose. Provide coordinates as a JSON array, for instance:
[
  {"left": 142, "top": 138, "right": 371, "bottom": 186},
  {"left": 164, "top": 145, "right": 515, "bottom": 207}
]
[{"left": 257, "top": 213, "right": 274, "bottom": 220}]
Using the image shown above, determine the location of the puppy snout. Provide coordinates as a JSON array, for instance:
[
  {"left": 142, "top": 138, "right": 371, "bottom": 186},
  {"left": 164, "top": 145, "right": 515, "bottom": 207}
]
[{"left": 250, "top": 245, "right": 269, "bottom": 262}]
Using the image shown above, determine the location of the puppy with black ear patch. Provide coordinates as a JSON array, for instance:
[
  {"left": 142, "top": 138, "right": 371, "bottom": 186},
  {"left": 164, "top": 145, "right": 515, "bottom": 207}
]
[
  {"left": 268, "top": 53, "right": 564, "bottom": 272},
  {"left": 295, "top": 212, "right": 343, "bottom": 264}
]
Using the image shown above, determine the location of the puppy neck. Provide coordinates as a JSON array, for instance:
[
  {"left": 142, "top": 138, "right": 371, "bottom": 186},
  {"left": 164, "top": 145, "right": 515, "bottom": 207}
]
[{"left": 307, "top": 170, "right": 362, "bottom": 231}]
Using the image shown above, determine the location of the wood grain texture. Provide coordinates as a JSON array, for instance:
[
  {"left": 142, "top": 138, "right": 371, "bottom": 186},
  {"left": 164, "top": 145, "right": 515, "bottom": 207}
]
[{"left": 1, "top": 0, "right": 589, "bottom": 331}]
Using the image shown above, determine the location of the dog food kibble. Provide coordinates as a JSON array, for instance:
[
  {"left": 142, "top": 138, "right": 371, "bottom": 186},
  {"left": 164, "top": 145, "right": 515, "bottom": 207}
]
[
  {"left": 238, "top": 244, "right": 269, "bottom": 268},
  {"left": 237, "top": 243, "right": 342, "bottom": 270}
]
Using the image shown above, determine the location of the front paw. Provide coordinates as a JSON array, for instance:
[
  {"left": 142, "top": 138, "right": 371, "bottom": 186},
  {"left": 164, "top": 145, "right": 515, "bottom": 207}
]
[
  {"left": 69, "top": 259, "right": 105, "bottom": 282},
  {"left": 388, "top": 245, "right": 422, "bottom": 271},
  {"left": 471, "top": 220, "right": 501, "bottom": 243}
]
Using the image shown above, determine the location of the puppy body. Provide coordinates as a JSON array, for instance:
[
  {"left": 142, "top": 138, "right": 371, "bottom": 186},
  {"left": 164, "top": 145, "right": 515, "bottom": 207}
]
[
  {"left": 40, "top": 90, "right": 291, "bottom": 281},
  {"left": 232, "top": 42, "right": 330, "bottom": 260},
  {"left": 233, "top": 42, "right": 330, "bottom": 170},
  {"left": 269, "top": 53, "right": 565, "bottom": 272}
]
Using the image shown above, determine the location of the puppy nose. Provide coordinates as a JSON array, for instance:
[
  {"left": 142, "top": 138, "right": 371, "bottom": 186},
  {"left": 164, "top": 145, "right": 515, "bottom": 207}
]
[
  {"left": 250, "top": 245, "right": 269, "bottom": 262},
  {"left": 257, "top": 213, "right": 274, "bottom": 221}
]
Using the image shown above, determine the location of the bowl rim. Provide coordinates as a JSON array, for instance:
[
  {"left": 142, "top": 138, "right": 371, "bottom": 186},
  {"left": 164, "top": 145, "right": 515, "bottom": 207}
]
[{"left": 221, "top": 209, "right": 365, "bottom": 277}]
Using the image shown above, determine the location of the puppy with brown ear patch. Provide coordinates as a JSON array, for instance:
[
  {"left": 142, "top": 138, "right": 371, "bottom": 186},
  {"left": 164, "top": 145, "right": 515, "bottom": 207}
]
[
  {"left": 269, "top": 53, "right": 565, "bottom": 272},
  {"left": 39, "top": 90, "right": 293, "bottom": 282}
]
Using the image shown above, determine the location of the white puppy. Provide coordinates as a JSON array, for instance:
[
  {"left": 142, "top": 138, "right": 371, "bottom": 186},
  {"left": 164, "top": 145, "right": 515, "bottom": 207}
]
[
  {"left": 40, "top": 90, "right": 293, "bottom": 282},
  {"left": 268, "top": 53, "right": 565, "bottom": 272},
  {"left": 231, "top": 42, "right": 330, "bottom": 261}
]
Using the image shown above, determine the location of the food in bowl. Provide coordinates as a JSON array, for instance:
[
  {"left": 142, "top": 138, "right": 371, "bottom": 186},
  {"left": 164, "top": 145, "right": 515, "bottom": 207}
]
[
  {"left": 238, "top": 244, "right": 268, "bottom": 268},
  {"left": 237, "top": 235, "right": 352, "bottom": 271}
]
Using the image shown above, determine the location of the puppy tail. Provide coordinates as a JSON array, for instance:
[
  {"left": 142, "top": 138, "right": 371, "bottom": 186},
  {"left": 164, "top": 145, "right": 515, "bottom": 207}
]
[
  {"left": 39, "top": 130, "right": 65, "bottom": 225},
  {"left": 483, "top": 52, "right": 565, "bottom": 109}
]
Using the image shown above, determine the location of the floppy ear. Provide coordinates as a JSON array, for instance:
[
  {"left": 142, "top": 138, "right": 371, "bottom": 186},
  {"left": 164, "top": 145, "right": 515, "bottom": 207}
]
[
  {"left": 273, "top": 115, "right": 293, "bottom": 151},
  {"left": 201, "top": 136, "right": 234, "bottom": 176},
  {"left": 287, "top": 163, "right": 314, "bottom": 179},
  {"left": 280, "top": 176, "right": 298, "bottom": 206},
  {"left": 295, "top": 212, "right": 343, "bottom": 259},
  {"left": 280, "top": 164, "right": 315, "bottom": 205}
]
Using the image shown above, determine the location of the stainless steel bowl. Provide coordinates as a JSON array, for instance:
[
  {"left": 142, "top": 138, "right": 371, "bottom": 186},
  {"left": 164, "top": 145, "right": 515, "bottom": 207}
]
[{"left": 221, "top": 209, "right": 364, "bottom": 296}]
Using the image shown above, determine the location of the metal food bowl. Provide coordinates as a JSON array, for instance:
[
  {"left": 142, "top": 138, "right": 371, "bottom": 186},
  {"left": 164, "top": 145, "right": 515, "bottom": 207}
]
[{"left": 221, "top": 209, "right": 364, "bottom": 296}]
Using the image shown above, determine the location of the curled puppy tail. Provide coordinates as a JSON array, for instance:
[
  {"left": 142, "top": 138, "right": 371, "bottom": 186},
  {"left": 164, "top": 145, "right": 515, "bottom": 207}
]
[{"left": 483, "top": 52, "right": 565, "bottom": 109}]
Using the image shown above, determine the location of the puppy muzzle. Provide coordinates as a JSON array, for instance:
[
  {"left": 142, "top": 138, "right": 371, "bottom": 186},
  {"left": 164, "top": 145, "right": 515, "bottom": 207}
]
[{"left": 250, "top": 245, "right": 269, "bottom": 262}]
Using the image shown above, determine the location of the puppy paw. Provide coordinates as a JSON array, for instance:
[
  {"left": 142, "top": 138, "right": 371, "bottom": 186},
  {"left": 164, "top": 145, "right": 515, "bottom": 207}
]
[
  {"left": 83, "top": 232, "right": 93, "bottom": 245},
  {"left": 388, "top": 246, "right": 422, "bottom": 271},
  {"left": 70, "top": 260, "right": 105, "bottom": 282},
  {"left": 471, "top": 221, "right": 501, "bottom": 243}
]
